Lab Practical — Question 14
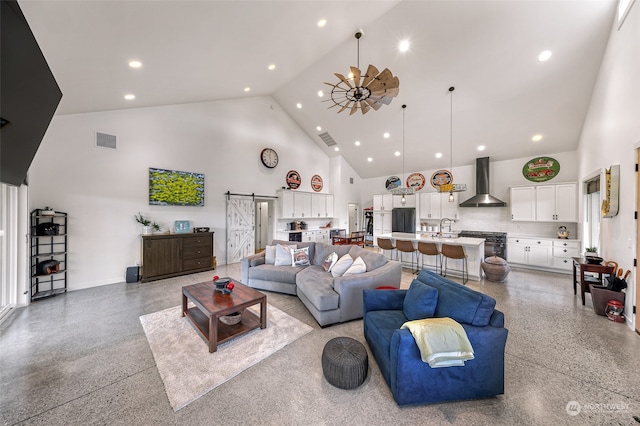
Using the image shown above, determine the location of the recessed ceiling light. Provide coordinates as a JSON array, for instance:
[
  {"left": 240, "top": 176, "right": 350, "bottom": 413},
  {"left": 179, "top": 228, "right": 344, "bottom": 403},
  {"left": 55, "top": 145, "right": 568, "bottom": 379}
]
[
  {"left": 268, "top": 64, "right": 276, "bottom": 71},
  {"left": 334, "top": 147, "right": 340, "bottom": 152},
  {"left": 354, "top": 141, "right": 360, "bottom": 146},
  {"left": 244, "top": 87, "right": 251, "bottom": 92},
  {"left": 367, "top": 157, "right": 373, "bottom": 162},
  {"left": 435, "top": 152, "right": 443, "bottom": 158},
  {"left": 399, "top": 39, "right": 410, "bottom": 53},
  {"left": 317, "top": 90, "right": 324, "bottom": 97},
  {"left": 128, "top": 60, "right": 142, "bottom": 68},
  {"left": 296, "top": 103, "right": 302, "bottom": 109},
  {"left": 317, "top": 19, "right": 327, "bottom": 28},
  {"left": 532, "top": 134, "right": 543, "bottom": 142},
  {"left": 383, "top": 132, "right": 390, "bottom": 139},
  {"left": 538, "top": 50, "right": 552, "bottom": 62},
  {"left": 478, "top": 145, "right": 485, "bottom": 151},
  {"left": 316, "top": 126, "right": 322, "bottom": 131},
  {"left": 124, "top": 94, "right": 135, "bottom": 100},
  {"left": 394, "top": 151, "right": 401, "bottom": 157}
]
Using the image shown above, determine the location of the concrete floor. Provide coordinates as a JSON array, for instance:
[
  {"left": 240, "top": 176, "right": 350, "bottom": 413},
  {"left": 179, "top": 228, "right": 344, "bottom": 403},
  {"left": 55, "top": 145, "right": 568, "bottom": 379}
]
[{"left": 1, "top": 262, "right": 640, "bottom": 425}]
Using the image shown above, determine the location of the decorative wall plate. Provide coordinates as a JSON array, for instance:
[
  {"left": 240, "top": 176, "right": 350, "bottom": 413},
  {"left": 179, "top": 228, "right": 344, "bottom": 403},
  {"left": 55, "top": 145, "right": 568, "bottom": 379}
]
[
  {"left": 311, "top": 174, "right": 323, "bottom": 192},
  {"left": 406, "top": 173, "right": 426, "bottom": 191},
  {"left": 430, "top": 170, "right": 453, "bottom": 188},
  {"left": 286, "top": 170, "right": 301, "bottom": 189},
  {"left": 385, "top": 176, "right": 401, "bottom": 191},
  {"left": 522, "top": 157, "right": 560, "bottom": 182}
]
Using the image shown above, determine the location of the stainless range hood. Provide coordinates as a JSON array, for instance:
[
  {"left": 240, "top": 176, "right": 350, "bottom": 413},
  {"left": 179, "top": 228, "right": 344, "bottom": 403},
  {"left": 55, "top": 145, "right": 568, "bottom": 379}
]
[{"left": 459, "top": 157, "right": 507, "bottom": 207}]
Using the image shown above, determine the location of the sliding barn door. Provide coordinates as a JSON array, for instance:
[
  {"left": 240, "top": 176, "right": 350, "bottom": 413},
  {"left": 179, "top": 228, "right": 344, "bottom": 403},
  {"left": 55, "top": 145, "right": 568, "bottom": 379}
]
[{"left": 226, "top": 196, "right": 255, "bottom": 264}]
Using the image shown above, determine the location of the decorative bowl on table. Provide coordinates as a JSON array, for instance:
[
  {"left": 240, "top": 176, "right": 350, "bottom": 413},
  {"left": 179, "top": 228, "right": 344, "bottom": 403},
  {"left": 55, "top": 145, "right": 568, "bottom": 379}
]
[{"left": 585, "top": 256, "right": 603, "bottom": 264}]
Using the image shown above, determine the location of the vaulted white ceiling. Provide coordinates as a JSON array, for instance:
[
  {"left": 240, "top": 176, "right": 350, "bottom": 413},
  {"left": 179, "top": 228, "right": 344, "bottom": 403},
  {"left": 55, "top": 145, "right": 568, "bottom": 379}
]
[{"left": 20, "top": 0, "right": 616, "bottom": 179}]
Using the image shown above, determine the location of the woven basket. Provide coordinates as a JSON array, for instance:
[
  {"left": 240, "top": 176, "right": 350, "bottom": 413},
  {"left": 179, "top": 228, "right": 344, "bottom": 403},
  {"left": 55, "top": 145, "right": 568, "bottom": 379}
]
[{"left": 220, "top": 312, "right": 242, "bottom": 325}]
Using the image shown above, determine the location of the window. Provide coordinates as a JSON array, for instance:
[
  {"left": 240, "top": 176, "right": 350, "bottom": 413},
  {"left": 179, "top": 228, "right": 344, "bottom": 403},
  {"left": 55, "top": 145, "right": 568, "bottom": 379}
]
[{"left": 618, "top": 0, "right": 636, "bottom": 29}]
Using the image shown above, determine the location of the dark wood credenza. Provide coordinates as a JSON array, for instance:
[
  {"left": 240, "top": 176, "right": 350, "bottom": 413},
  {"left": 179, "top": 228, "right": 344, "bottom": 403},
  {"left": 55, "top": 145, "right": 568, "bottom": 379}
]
[{"left": 141, "top": 232, "right": 214, "bottom": 282}]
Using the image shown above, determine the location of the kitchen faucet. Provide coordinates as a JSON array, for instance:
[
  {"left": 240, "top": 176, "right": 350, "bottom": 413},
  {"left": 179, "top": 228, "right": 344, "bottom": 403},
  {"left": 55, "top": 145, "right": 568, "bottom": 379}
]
[{"left": 439, "top": 218, "right": 453, "bottom": 235}]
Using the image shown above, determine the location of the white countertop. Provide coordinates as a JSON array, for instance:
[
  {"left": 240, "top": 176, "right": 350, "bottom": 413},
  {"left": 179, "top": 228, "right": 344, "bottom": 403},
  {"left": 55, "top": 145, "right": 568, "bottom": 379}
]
[{"left": 378, "top": 232, "right": 485, "bottom": 247}]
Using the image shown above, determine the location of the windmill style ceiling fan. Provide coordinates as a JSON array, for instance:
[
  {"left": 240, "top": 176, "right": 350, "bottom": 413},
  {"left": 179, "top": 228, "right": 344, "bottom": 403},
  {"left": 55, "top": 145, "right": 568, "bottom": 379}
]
[{"left": 323, "top": 31, "right": 399, "bottom": 115}]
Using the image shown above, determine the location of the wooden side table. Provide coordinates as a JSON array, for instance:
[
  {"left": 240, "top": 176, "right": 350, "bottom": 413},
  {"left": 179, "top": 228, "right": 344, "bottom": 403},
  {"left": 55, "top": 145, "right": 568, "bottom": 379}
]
[{"left": 571, "top": 257, "right": 615, "bottom": 305}]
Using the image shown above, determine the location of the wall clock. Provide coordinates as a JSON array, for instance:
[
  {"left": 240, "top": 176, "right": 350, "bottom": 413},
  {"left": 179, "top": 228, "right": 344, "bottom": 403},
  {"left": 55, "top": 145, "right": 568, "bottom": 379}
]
[{"left": 260, "top": 148, "right": 279, "bottom": 168}]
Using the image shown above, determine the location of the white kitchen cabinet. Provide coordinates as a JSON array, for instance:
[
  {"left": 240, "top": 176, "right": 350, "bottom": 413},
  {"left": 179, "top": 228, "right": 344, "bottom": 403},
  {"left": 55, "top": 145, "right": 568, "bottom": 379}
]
[
  {"left": 536, "top": 183, "right": 577, "bottom": 222},
  {"left": 419, "top": 192, "right": 442, "bottom": 219},
  {"left": 315, "top": 229, "right": 330, "bottom": 244},
  {"left": 507, "top": 237, "right": 552, "bottom": 267},
  {"left": 418, "top": 192, "right": 458, "bottom": 220},
  {"left": 325, "top": 195, "right": 334, "bottom": 218},
  {"left": 510, "top": 183, "right": 577, "bottom": 222},
  {"left": 302, "top": 231, "right": 315, "bottom": 242},
  {"left": 392, "top": 193, "right": 416, "bottom": 208},
  {"left": 279, "top": 190, "right": 330, "bottom": 219},
  {"left": 279, "top": 190, "right": 295, "bottom": 219},
  {"left": 510, "top": 187, "right": 536, "bottom": 221},
  {"left": 311, "top": 194, "right": 326, "bottom": 218},
  {"left": 552, "top": 239, "right": 581, "bottom": 271},
  {"left": 373, "top": 194, "right": 393, "bottom": 211},
  {"left": 373, "top": 211, "right": 393, "bottom": 246}
]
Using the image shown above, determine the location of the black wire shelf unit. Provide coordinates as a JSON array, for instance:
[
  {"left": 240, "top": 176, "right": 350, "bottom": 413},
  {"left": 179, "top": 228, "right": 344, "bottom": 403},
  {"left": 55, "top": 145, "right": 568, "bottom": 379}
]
[{"left": 30, "top": 209, "right": 68, "bottom": 301}]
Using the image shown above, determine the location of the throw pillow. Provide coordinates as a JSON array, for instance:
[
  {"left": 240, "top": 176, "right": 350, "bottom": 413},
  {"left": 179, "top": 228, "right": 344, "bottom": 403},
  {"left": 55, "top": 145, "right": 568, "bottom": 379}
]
[
  {"left": 265, "top": 245, "right": 276, "bottom": 265},
  {"left": 331, "top": 253, "right": 354, "bottom": 277},
  {"left": 344, "top": 256, "right": 366, "bottom": 275},
  {"left": 291, "top": 247, "right": 310, "bottom": 266},
  {"left": 403, "top": 279, "right": 439, "bottom": 321},
  {"left": 322, "top": 252, "right": 339, "bottom": 272},
  {"left": 274, "top": 244, "right": 296, "bottom": 266}
]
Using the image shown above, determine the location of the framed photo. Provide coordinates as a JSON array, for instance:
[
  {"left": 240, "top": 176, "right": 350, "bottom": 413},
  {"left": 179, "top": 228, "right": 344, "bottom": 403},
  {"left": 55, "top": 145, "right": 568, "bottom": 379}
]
[{"left": 174, "top": 220, "right": 191, "bottom": 234}]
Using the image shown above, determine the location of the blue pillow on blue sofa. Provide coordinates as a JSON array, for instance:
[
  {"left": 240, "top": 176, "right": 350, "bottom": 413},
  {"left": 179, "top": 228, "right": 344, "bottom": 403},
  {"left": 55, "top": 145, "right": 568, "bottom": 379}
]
[{"left": 403, "top": 279, "right": 439, "bottom": 320}]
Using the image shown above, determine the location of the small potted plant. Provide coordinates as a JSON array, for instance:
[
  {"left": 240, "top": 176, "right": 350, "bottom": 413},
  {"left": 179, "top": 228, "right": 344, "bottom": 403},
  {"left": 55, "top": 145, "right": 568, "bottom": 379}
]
[
  {"left": 135, "top": 212, "right": 152, "bottom": 235},
  {"left": 585, "top": 247, "right": 598, "bottom": 258},
  {"left": 151, "top": 221, "right": 161, "bottom": 233}
]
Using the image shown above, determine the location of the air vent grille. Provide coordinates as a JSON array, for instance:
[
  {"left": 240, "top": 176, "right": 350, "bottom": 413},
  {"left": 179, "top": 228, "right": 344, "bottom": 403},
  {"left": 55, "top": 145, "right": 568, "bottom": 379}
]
[
  {"left": 318, "top": 132, "right": 337, "bottom": 147},
  {"left": 96, "top": 132, "right": 116, "bottom": 149}
]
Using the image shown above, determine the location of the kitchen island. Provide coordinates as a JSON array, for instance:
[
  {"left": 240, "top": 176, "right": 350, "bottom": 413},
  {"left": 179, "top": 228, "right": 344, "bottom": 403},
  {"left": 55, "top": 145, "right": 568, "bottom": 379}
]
[{"left": 378, "top": 232, "right": 485, "bottom": 281}]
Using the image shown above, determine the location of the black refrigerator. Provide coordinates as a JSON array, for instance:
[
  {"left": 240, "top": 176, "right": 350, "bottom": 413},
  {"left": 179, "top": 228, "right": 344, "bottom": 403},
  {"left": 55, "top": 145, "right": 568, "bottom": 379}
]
[{"left": 392, "top": 208, "right": 416, "bottom": 233}]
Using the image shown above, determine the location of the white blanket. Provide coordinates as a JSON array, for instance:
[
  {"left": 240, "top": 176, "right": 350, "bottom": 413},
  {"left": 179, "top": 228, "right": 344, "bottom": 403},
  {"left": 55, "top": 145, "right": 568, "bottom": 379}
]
[{"left": 401, "top": 317, "right": 474, "bottom": 368}]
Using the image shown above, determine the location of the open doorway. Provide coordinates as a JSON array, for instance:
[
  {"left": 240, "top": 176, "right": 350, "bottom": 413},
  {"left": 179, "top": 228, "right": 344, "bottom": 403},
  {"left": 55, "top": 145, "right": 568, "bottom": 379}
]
[
  {"left": 254, "top": 199, "right": 273, "bottom": 253},
  {"left": 348, "top": 203, "right": 359, "bottom": 234}
]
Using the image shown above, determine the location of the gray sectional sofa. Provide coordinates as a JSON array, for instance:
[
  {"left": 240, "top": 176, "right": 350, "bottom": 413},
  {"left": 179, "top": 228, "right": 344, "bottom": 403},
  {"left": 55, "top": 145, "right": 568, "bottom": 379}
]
[{"left": 240, "top": 240, "right": 401, "bottom": 326}]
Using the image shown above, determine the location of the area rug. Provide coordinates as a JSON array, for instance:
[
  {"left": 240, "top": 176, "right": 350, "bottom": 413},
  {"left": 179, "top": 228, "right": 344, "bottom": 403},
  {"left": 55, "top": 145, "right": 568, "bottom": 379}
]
[{"left": 139, "top": 304, "right": 313, "bottom": 411}]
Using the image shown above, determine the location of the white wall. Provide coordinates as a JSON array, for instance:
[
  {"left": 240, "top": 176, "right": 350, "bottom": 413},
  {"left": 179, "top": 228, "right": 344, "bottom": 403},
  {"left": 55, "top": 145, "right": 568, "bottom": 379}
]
[
  {"left": 361, "top": 151, "right": 579, "bottom": 238},
  {"left": 28, "top": 96, "right": 332, "bottom": 291},
  {"left": 330, "top": 156, "right": 363, "bottom": 231},
  {"left": 577, "top": 4, "right": 640, "bottom": 327}
]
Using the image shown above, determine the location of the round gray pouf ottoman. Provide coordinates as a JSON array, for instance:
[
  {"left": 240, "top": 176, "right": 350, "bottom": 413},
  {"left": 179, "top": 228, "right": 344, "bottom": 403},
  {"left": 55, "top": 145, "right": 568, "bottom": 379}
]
[
  {"left": 482, "top": 256, "right": 510, "bottom": 282},
  {"left": 321, "top": 337, "right": 368, "bottom": 390}
]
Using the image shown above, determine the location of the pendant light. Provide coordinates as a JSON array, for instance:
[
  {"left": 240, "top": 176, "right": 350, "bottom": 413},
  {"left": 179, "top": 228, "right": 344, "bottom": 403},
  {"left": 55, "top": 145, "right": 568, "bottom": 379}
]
[
  {"left": 448, "top": 87, "right": 455, "bottom": 203},
  {"left": 391, "top": 104, "right": 413, "bottom": 203}
]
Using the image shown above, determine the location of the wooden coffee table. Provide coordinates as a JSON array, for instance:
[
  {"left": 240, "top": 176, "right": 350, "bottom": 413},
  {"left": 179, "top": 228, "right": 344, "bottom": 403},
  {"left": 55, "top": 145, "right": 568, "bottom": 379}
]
[{"left": 181, "top": 278, "right": 267, "bottom": 353}]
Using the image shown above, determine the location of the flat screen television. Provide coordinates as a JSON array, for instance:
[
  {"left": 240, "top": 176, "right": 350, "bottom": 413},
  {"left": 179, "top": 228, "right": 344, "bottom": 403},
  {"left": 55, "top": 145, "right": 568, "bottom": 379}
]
[{"left": 149, "top": 168, "right": 205, "bottom": 206}]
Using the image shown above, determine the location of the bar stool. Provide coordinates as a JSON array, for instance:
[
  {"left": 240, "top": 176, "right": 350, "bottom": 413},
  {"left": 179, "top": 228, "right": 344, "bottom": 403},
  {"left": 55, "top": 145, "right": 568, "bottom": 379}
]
[
  {"left": 417, "top": 241, "right": 441, "bottom": 275},
  {"left": 396, "top": 240, "right": 418, "bottom": 273},
  {"left": 441, "top": 244, "right": 468, "bottom": 284},
  {"left": 377, "top": 238, "right": 397, "bottom": 261}
]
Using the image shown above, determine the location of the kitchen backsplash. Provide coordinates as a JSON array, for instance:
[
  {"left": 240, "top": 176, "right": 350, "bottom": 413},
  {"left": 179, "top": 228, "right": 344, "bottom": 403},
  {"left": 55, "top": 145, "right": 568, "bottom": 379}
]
[{"left": 421, "top": 207, "right": 580, "bottom": 240}]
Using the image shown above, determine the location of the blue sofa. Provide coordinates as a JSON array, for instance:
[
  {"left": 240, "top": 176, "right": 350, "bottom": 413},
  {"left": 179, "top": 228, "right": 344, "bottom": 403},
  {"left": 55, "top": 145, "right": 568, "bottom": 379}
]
[{"left": 363, "top": 270, "right": 508, "bottom": 406}]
